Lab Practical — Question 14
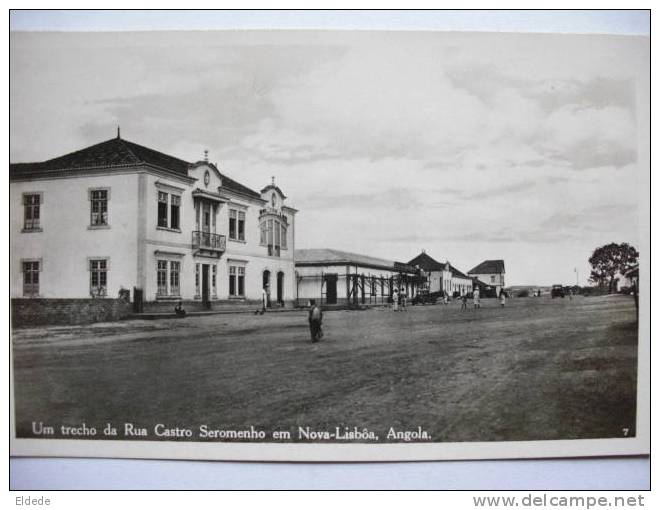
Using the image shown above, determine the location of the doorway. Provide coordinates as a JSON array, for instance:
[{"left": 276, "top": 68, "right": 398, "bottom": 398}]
[
  {"left": 324, "top": 274, "right": 338, "bottom": 305},
  {"left": 276, "top": 271, "right": 284, "bottom": 304},
  {"left": 263, "top": 270, "right": 271, "bottom": 307},
  {"left": 202, "top": 264, "right": 210, "bottom": 309}
]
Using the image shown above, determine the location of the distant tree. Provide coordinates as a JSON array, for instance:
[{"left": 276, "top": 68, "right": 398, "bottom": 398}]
[{"left": 588, "top": 242, "right": 639, "bottom": 293}]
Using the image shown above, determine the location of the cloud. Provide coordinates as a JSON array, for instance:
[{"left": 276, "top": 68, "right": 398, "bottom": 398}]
[{"left": 9, "top": 30, "right": 647, "bottom": 285}]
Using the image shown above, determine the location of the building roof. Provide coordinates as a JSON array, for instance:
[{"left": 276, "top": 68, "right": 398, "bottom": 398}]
[
  {"left": 295, "top": 248, "right": 415, "bottom": 273},
  {"left": 10, "top": 137, "right": 190, "bottom": 176},
  {"left": 468, "top": 259, "right": 506, "bottom": 275},
  {"left": 408, "top": 252, "right": 445, "bottom": 272},
  {"left": 407, "top": 252, "right": 471, "bottom": 279},
  {"left": 10, "top": 136, "right": 262, "bottom": 199},
  {"left": 260, "top": 183, "right": 287, "bottom": 199}
]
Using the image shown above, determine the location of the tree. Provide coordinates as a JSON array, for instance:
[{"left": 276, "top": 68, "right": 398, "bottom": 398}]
[{"left": 588, "top": 242, "right": 639, "bottom": 293}]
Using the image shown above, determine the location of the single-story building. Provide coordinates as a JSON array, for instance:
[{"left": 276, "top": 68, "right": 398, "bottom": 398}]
[{"left": 295, "top": 248, "right": 424, "bottom": 306}]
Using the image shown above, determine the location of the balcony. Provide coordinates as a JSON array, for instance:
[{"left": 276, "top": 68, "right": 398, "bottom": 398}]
[{"left": 192, "top": 231, "right": 226, "bottom": 257}]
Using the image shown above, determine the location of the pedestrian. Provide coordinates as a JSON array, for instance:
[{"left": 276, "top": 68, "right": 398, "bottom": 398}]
[
  {"left": 461, "top": 294, "right": 468, "bottom": 311},
  {"left": 308, "top": 299, "right": 323, "bottom": 343},
  {"left": 473, "top": 288, "right": 480, "bottom": 309},
  {"left": 261, "top": 285, "right": 268, "bottom": 314},
  {"left": 443, "top": 291, "right": 449, "bottom": 305},
  {"left": 499, "top": 290, "right": 506, "bottom": 307},
  {"left": 400, "top": 287, "right": 407, "bottom": 311},
  {"left": 392, "top": 287, "right": 399, "bottom": 311},
  {"left": 174, "top": 300, "right": 186, "bottom": 317}
]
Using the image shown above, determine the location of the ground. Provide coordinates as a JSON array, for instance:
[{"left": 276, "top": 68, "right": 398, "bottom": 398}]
[{"left": 12, "top": 294, "right": 638, "bottom": 443}]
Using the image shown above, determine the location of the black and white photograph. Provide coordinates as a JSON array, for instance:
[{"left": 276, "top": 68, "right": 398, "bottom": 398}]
[{"left": 9, "top": 10, "right": 649, "bottom": 463}]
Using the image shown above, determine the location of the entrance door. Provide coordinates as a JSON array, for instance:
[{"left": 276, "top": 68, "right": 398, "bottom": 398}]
[
  {"left": 324, "top": 274, "right": 337, "bottom": 305},
  {"left": 202, "top": 264, "right": 210, "bottom": 309},
  {"left": 263, "top": 270, "right": 271, "bottom": 307},
  {"left": 276, "top": 271, "right": 284, "bottom": 304},
  {"left": 132, "top": 287, "right": 143, "bottom": 313}
]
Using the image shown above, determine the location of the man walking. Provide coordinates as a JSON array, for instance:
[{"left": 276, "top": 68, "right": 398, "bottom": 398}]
[{"left": 308, "top": 299, "right": 323, "bottom": 343}]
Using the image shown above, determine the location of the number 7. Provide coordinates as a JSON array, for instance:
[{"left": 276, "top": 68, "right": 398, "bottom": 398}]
[{"left": 623, "top": 428, "right": 630, "bottom": 436}]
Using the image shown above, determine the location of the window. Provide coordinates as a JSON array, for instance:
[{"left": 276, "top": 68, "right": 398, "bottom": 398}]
[
  {"left": 281, "top": 223, "right": 287, "bottom": 249},
  {"left": 157, "top": 191, "right": 181, "bottom": 230},
  {"left": 229, "top": 265, "right": 246, "bottom": 297},
  {"left": 260, "top": 218, "right": 286, "bottom": 256},
  {"left": 238, "top": 211, "right": 245, "bottom": 241},
  {"left": 23, "top": 193, "right": 41, "bottom": 231},
  {"left": 170, "top": 195, "right": 180, "bottom": 230},
  {"left": 22, "top": 261, "right": 40, "bottom": 296},
  {"left": 274, "top": 219, "right": 281, "bottom": 247},
  {"left": 229, "top": 210, "right": 236, "bottom": 240},
  {"left": 157, "top": 260, "right": 180, "bottom": 296},
  {"left": 229, "top": 266, "right": 236, "bottom": 296},
  {"left": 491, "top": 275, "right": 497, "bottom": 284},
  {"left": 158, "top": 192, "right": 168, "bottom": 228},
  {"left": 238, "top": 267, "right": 245, "bottom": 296},
  {"left": 157, "top": 260, "right": 168, "bottom": 295},
  {"left": 90, "top": 189, "right": 108, "bottom": 226},
  {"left": 229, "top": 209, "right": 246, "bottom": 241},
  {"left": 170, "top": 261, "right": 180, "bottom": 295},
  {"left": 89, "top": 259, "right": 107, "bottom": 297}
]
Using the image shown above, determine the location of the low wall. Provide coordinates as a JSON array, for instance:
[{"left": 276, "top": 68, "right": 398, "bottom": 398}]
[
  {"left": 11, "top": 298, "right": 132, "bottom": 327},
  {"left": 141, "top": 299, "right": 295, "bottom": 313}
]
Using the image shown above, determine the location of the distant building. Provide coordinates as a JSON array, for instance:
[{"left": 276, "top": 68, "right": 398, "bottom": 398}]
[
  {"left": 468, "top": 260, "right": 506, "bottom": 296},
  {"left": 407, "top": 251, "right": 473, "bottom": 296},
  {"left": 295, "top": 248, "right": 423, "bottom": 306},
  {"left": 10, "top": 134, "right": 298, "bottom": 322}
]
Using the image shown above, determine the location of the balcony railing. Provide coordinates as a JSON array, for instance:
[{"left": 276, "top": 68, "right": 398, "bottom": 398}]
[
  {"left": 192, "top": 231, "right": 226, "bottom": 251},
  {"left": 259, "top": 207, "right": 288, "bottom": 223}
]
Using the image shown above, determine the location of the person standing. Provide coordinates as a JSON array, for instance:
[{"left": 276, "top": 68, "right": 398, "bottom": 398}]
[
  {"left": 499, "top": 290, "right": 506, "bottom": 307},
  {"left": 308, "top": 299, "right": 323, "bottom": 343},
  {"left": 461, "top": 294, "right": 468, "bottom": 311},
  {"left": 392, "top": 287, "right": 399, "bottom": 311},
  {"left": 400, "top": 287, "right": 407, "bottom": 311},
  {"left": 261, "top": 285, "right": 269, "bottom": 314},
  {"left": 473, "top": 288, "right": 480, "bottom": 309}
]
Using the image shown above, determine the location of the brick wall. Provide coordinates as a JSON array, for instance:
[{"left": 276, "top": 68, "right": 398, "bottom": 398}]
[{"left": 11, "top": 298, "right": 132, "bottom": 327}]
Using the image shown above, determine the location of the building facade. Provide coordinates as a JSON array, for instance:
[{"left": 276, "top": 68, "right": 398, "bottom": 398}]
[
  {"left": 468, "top": 259, "right": 506, "bottom": 296},
  {"left": 295, "top": 249, "right": 422, "bottom": 306},
  {"left": 408, "top": 251, "right": 473, "bottom": 296},
  {"left": 10, "top": 135, "right": 298, "bottom": 314}
]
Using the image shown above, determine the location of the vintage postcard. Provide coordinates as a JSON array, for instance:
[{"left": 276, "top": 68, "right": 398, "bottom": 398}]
[{"left": 9, "top": 25, "right": 649, "bottom": 461}]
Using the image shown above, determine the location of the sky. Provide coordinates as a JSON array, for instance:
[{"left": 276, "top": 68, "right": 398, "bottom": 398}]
[{"left": 9, "top": 29, "right": 648, "bottom": 286}]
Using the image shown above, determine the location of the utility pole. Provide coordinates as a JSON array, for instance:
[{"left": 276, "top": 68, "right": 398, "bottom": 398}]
[{"left": 574, "top": 267, "right": 579, "bottom": 287}]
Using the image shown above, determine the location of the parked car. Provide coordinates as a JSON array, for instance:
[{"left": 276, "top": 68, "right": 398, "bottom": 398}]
[{"left": 551, "top": 284, "right": 565, "bottom": 298}]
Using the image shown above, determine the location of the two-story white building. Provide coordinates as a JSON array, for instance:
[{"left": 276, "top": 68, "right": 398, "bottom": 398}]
[
  {"left": 10, "top": 134, "right": 297, "bottom": 319},
  {"left": 468, "top": 260, "right": 506, "bottom": 297},
  {"left": 407, "top": 251, "right": 473, "bottom": 297}
]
